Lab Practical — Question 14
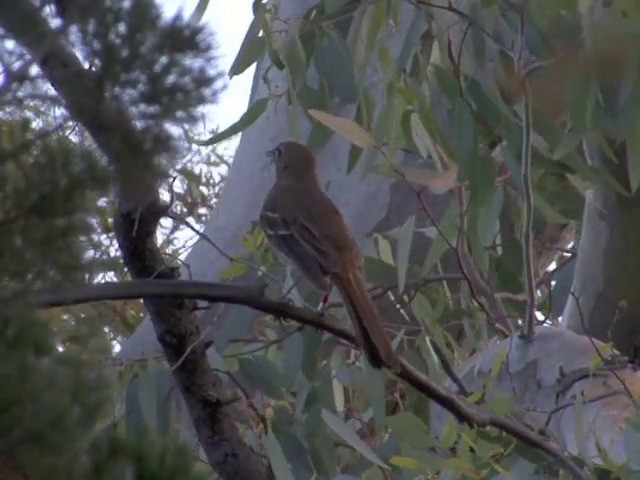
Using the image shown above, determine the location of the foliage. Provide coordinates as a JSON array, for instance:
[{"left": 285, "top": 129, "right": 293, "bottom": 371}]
[
  {"left": 185, "top": 0, "right": 640, "bottom": 478},
  {"left": 0, "top": 0, "right": 227, "bottom": 477},
  {"left": 3, "top": 0, "right": 640, "bottom": 479}
]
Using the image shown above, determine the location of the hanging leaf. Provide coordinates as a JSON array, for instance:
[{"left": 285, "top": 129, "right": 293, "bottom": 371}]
[
  {"left": 238, "top": 356, "right": 287, "bottom": 400},
  {"left": 188, "top": 0, "right": 210, "bottom": 24},
  {"left": 125, "top": 371, "right": 148, "bottom": 441},
  {"left": 395, "top": 165, "right": 459, "bottom": 194},
  {"left": 391, "top": 215, "right": 416, "bottom": 292},
  {"left": 626, "top": 119, "right": 640, "bottom": 194},
  {"left": 229, "top": 17, "right": 265, "bottom": 77},
  {"left": 189, "top": 97, "right": 269, "bottom": 146},
  {"left": 283, "top": 31, "right": 308, "bottom": 92},
  {"left": 313, "top": 35, "right": 358, "bottom": 104},
  {"left": 389, "top": 456, "right": 423, "bottom": 470},
  {"left": 321, "top": 409, "right": 388, "bottom": 468},
  {"left": 374, "top": 234, "right": 394, "bottom": 265},
  {"left": 264, "top": 429, "right": 296, "bottom": 480},
  {"left": 387, "top": 412, "right": 433, "bottom": 450},
  {"left": 396, "top": 14, "right": 426, "bottom": 69},
  {"left": 422, "top": 202, "right": 458, "bottom": 274},
  {"left": 308, "top": 109, "right": 377, "bottom": 148}
]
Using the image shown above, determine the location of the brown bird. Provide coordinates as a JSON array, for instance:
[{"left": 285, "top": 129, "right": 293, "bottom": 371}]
[{"left": 259, "top": 141, "right": 398, "bottom": 370}]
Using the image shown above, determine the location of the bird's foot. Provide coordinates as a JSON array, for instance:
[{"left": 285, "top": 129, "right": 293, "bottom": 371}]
[{"left": 315, "top": 291, "right": 330, "bottom": 316}]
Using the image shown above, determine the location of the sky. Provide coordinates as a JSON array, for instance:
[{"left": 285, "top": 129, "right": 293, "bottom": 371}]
[{"left": 161, "top": 0, "right": 255, "bottom": 154}]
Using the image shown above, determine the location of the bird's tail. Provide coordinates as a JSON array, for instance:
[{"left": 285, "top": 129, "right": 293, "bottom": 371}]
[{"left": 333, "top": 269, "right": 398, "bottom": 370}]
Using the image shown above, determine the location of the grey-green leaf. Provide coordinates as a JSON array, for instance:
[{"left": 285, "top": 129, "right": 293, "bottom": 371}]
[
  {"left": 190, "top": 97, "right": 269, "bottom": 146},
  {"left": 229, "top": 17, "right": 265, "bottom": 78},
  {"left": 264, "top": 429, "right": 296, "bottom": 480},
  {"left": 321, "top": 408, "right": 388, "bottom": 468}
]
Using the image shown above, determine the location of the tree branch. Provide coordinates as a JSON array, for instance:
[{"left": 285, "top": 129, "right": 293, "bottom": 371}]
[{"left": 36, "top": 278, "right": 587, "bottom": 479}]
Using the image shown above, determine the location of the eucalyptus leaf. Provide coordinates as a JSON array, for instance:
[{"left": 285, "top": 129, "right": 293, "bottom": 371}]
[
  {"left": 188, "top": 0, "right": 209, "bottom": 23},
  {"left": 124, "top": 371, "right": 148, "bottom": 441},
  {"left": 422, "top": 202, "right": 458, "bottom": 274},
  {"left": 190, "top": 97, "right": 269, "bottom": 146},
  {"left": 314, "top": 35, "right": 358, "bottom": 104},
  {"left": 626, "top": 118, "right": 640, "bottom": 194},
  {"left": 308, "top": 109, "right": 377, "bottom": 148},
  {"left": 229, "top": 17, "right": 265, "bottom": 77},
  {"left": 321, "top": 409, "right": 388, "bottom": 468},
  {"left": 283, "top": 31, "right": 307, "bottom": 92},
  {"left": 238, "top": 356, "right": 287, "bottom": 400},
  {"left": 264, "top": 429, "right": 296, "bottom": 480},
  {"left": 392, "top": 215, "right": 415, "bottom": 293}
]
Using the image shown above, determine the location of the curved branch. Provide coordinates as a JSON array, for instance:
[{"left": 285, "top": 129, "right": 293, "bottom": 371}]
[{"left": 35, "top": 278, "right": 587, "bottom": 479}]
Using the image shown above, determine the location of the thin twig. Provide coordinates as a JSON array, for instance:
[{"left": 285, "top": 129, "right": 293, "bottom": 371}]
[
  {"left": 516, "top": 12, "right": 536, "bottom": 340},
  {"left": 569, "top": 291, "right": 637, "bottom": 407}
]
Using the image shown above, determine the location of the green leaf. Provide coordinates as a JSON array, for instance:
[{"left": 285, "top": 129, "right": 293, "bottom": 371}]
[
  {"left": 627, "top": 119, "right": 640, "bottom": 194},
  {"left": 191, "top": 97, "right": 269, "bottom": 146},
  {"left": 396, "top": 14, "right": 426, "bottom": 70},
  {"left": 324, "top": 0, "right": 349, "bottom": 14},
  {"left": 297, "top": 84, "right": 329, "bottom": 112},
  {"left": 422, "top": 202, "right": 458, "bottom": 274},
  {"left": 476, "top": 187, "right": 503, "bottom": 249},
  {"left": 409, "top": 111, "right": 432, "bottom": 159},
  {"left": 278, "top": 432, "right": 315, "bottom": 479},
  {"left": 550, "top": 260, "right": 575, "bottom": 320},
  {"left": 283, "top": 31, "right": 307, "bottom": 92},
  {"left": 229, "top": 17, "right": 265, "bottom": 77},
  {"left": 363, "top": 256, "right": 400, "bottom": 285},
  {"left": 259, "top": 9, "right": 285, "bottom": 70},
  {"left": 321, "top": 409, "right": 388, "bottom": 468},
  {"left": 125, "top": 372, "right": 148, "bottom": 441},
  {"left": 534, "top": 193, "right": 572, "bottom": 224},
  {"left": 264, "top": 429, "right": 295, "bottom": 480},
  {"left": 220, "top": 260, "right": 249, "bottom": 280},
  {"left": 361, "top": 0, "right": 387, "bottom": 69},
  {"left": 301, "top": 328, "right": 323, "bottom": 380},
  {"left": 566, "top": 71, "right": 596, "bottom": 134},
  {"left": 306, "top": 120, "right": 332, "bottom": 151},
  {"left": 238, "top": 356, "right": 287, "bottom": 400},
  {"left": 387, "top": 412, "right": 433, "bottom": 449},
  {"left": 374, "top": 233, "right": 394, "bottom": 265},
  {"left": 280, "top": 331, "right": 304, "bottom": 389},
  {"left": 362, "top": 365, "right": 386, "bottom": 432},
  {"left": 313, "top": 35, "right": 358, "bottom": 104},
  {"left": 392, "top": 215, "right": 415, "bottom": 292},
  {"left": 215, "top": 306, "right": 256, "bottom": 351},
  {"left": 439, "top": 417, "right": 459, "bottom": 449},
  {"left": 389, "top": 455, "right": 424, "bottom": 471},
  {"left": 552, "top": 131, "right": 583, "bottom": 160},
  {"left": 306, "top": 424, "right": 336, "bottom": 477},
  {"left": 154, "top": 366, "right": 173, "bottom": 437}
]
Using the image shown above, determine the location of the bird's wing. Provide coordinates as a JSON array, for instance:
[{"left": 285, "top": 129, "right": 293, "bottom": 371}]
[
  {"left": 292, "top": 193, "right": 347, "bottom": 274},
  {"left": 260, "top": 202, "right": 334, "bottom": 290}
]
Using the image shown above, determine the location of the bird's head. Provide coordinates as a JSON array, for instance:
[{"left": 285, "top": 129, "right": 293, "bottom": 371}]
[{"left": 267, "top": 141, "right": 318, "bottom": 183}]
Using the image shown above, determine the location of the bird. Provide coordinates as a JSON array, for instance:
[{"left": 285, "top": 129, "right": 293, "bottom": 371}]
[{"left": 259, "top": 140, "right": 398, "bottom": 370}]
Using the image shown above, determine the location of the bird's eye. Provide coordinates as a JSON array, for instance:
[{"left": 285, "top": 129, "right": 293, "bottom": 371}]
[{"left": 266, "top": 146, "right": 282, "bottom": 162}]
